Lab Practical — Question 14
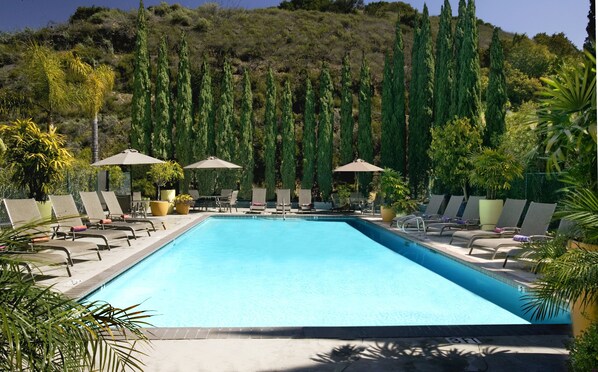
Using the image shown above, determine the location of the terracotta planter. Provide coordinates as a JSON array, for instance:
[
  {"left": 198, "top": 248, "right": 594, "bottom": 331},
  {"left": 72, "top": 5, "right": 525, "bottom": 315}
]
[
  {"left": 479, "top": 199, "right": 503, "bottom": 231},
  {"left": 150, "top": 200, "right": 170, "bottom": 216},
  {"left": 380, "top": 206, "right": 396, "bottom": 222},
  {"left": 568, "top": 240, "right": 598, "bottom": 336},
  {"left": 175, "top": 203, "right": 190, "bottom": 215}
]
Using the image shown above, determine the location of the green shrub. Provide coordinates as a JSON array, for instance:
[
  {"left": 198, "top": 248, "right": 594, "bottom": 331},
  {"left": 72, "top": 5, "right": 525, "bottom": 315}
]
[{"left": 567, "top": 322, "right": 598, "bottom": 371}]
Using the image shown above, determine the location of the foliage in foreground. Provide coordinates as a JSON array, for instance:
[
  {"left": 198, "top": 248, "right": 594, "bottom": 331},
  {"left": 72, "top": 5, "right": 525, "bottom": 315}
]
[
  {"left": 567, "top": 321, "right": 598, "bottom": 371},
  {"left": 523, "top": 248, "right": 598, "bottom": 321},
  {"left": 0, "top": 222, "right": 152, "bottom": 371}
]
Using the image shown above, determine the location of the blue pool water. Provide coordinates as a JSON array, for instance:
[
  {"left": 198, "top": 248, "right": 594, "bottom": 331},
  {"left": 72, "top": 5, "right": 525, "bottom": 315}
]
[{"left": 85, "top": 217, "right": 570, "bottom": 327}]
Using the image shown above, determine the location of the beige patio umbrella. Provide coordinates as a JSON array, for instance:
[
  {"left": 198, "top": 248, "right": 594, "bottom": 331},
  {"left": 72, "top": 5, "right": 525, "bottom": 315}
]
[
  {"left": 91, "top": 148, "right": 164, "bottom": 198},
  {"left": 184, "top": 156, "right": 242, "bottom": 194},
  {"left": 184, "top": 156, "right": 242, "bottom": 170},
  {"left": 91, "top": 149, "right": 165, "bottom": 167},
  {"left": 333, "top": 158, "right": 384, "bottom": 191}
]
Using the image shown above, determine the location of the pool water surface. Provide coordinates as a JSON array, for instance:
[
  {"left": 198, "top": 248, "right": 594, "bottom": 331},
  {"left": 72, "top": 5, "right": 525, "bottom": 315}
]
[{"left": 85, "top": 217, "right": 570, "bottom": 327}]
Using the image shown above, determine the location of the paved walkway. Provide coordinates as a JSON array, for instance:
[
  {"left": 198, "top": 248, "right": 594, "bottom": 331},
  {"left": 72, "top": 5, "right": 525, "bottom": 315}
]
[{"left": 33, "top": 209, "right": 570, "bottom": 371}]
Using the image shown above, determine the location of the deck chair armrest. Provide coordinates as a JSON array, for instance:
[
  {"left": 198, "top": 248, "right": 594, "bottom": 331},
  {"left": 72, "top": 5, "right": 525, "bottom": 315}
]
[{"left": 529, "top": 235, "right": 553, "bottom": 242}]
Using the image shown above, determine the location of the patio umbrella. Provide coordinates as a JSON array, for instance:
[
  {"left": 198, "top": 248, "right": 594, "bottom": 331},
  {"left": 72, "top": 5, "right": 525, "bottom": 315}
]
[
  {"left": 333, "top": 158, "right": 384, "bottom": 192},
  {"left": 184, "top": 156, "right": 242, "bottom": 170},
  {"left": 91, "top": 148, "right": 164, "bottom": 199},
  {"left": 184, "top": 156, "right": 242, "bottom": 194}
]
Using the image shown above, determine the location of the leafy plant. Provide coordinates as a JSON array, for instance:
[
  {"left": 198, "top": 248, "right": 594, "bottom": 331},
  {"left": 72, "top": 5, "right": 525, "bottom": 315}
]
[
  {"left": 0, "top": 118, "right": 72, "bottom": 201},
  {"left": 0, "top": 220, "right": 152, "bottom": 371},
  {"left": 567, "top": 321, "right": 598, "bottom": 371},
  {"left": 555, "top": 186, "right": 598, "bottom": 244},
  {"left": 535, "top": 50, "right": 597, "bottom": 186},
  {"left": 428, "top": 117, "right": 482, "bottom": 197},
  {"left": 335, "top": 183, "right": 352, "bottom": 207},
  {"left": 380, "top": 168, "right": 416, "bottom": 213},
  {"left": 469, "top": 147, "right": 524, "bottom": 199},
  {"left": 174, "top": 193, "right": 194, "bottom": 205},
  {"left": 523, "top": 248, "right": 598, "bottom": 321},
  {"left": 516, "top": 234, "right": 569, "bottom": 273},
  {"left": 147, "top": 160, "right": 184, "bottom": 199}
]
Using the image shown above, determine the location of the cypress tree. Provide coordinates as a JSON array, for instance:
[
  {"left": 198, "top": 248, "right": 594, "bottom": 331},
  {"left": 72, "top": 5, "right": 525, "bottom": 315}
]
[
  {"left": 216, "top": 59, "right": 235, "bottom": 188},
  {"left": 130, "top": 0, "right": 152, "bottom": 153},
  {"left": 433, "top": 0, "right": 454, "bottom": 127},
  {"left": 199, "top": 59, "right": 215, "bottom": 157},
  {"left": 484, "top": 28, "right": 508, "bottom": 148},
  {"left": 301, "top": 77, "right": 316, "bottom": 190},
  {"left": 408, "top": 6, "right": 435, "bottom": 197},
  {"left": 280, "top": 80, "right": 296, "bottom": 193},
  {"left": 175, "top": 34, "right": 192, "bottom": 192},
  {"left": 391, "top": 14, "right": 407, "bottom": 175},
  {"left": 456, "top": 0, "right": 482, "bottom": 124},
  {"left": 239, "top": 70, "right": 254, "bottom": 199},
  {"left": 175, "top": 33, "right": 192, "bottom": 166},
  {"left": 317, "top": 63, "right": 334, "bottom": 200},
  {"left": 357, "top": 55, "right": 373, "bottom": 193},
  {"left": 380, "top": 52, "right": 394, "bottom": 169},
  {"left": 194, "top": 59, "right": 214, "bottom": 194},
  {"left": 153, "top": 36, "right": 171, "bottom": 160},
  {"left": 451, "top": 0, "right": 467, "bottom": 118},
  {"left": 196, "top": 59, "right": 212, "bottom": 160},
  {"left": 339, "top": 54, "right": 354, "bottom": 165},
  {"left": 264, "top": 68, "right": 277, "bottom": 200}
]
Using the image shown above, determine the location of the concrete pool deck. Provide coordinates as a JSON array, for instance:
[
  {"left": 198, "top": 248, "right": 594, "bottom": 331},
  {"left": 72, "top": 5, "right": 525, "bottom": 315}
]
[{"left": 33, "top": 209, "right": 571, "bottom": 371}]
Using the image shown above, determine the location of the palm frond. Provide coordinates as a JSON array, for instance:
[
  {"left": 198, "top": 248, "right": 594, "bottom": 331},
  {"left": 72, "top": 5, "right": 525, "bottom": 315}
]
[{"left": 523, "top": 249, "right": 598, "bottom": 321}]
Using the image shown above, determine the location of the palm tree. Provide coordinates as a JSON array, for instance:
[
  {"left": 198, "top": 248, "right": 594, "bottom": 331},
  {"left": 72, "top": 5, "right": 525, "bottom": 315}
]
[
  {"left": 67, "top": 54, "right": 115, "bottom": 163},
  {"left": 0, "top": 221, "right": 152, "bottom": 371},
  {"left": 21, "top": 44, "right": 72, "bottom": 127},
  {"left": 535, "top": 50, "right": 596, "bottom": 186},
  {"left": 525, "top": 51, "right": 598, "bottom": 332}
]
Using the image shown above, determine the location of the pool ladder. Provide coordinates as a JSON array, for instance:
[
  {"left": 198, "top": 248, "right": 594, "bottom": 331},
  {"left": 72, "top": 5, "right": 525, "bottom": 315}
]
[{"left": 398, "top": 216, "right": 427, "bottom": 239}]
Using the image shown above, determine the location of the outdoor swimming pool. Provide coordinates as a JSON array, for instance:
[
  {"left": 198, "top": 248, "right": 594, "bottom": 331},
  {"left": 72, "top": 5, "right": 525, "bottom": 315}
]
[{"left": 84, "top": 217, "right": 570, "bottom": 327}]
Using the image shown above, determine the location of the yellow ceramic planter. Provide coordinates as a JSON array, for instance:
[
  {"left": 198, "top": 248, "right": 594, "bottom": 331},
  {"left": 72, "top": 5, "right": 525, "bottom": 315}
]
[
  {"left": 478, "top": 199, "right": 503, "bottom": 230},
  {"left": 175, "top": 203, "right": 190, "bottom": 215},
  {"left": 380, "top": 206, "right": 396, "bottom": 222},
  {"left": 568, "top": 240, "right": 598, "bottom": 336},
  {"left": 150, "top": 200, "right": 170, "bottom": 216}
]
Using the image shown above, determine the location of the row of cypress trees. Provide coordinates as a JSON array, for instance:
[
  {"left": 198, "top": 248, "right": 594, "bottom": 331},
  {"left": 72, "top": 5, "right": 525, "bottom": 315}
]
[
  {"left": 380, "top": 0, "right": 507, "bottom": 197},
  {"left": 130, "top": 0, "right": 507, "bottom": 200}
]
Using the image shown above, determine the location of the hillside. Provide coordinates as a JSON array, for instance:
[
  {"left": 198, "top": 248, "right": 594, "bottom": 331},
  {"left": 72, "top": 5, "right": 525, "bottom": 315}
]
[{"left": 0, "top": 2, "right": 577, "bottom": 159}]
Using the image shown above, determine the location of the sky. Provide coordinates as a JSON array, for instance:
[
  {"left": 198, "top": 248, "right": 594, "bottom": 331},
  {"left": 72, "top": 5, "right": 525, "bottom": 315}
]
[{"left": 0, "top": 0, "right": 590, "bottom": 48}]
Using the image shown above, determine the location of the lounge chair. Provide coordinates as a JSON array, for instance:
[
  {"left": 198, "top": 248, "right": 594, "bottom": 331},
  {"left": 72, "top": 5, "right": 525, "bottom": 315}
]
[
  {"left": 220, "top": 190, "right": 238, "bottom": 213},
  {"left": 3, "top": 198, "right": 102, "bottom": 266},
  {"left": 468, "top": 202, "right": 557, "bottom": 259},
  {"left": 391, "top": 194, "right": 444, "bottom": 227},
  {"left": 1, "top": 250, "right": 71, "bottom": 277},
  {"left": 79, "top": 191, "right": 151, "bottom": 238},
  {"left": 502, "top": 219, "right": 574, "bottom": 269},
  {"left": 248, "top": 188, "right": 267, "bottom": 213},
  {"left": 298, "top": 189, "right": 313, "bottom": 213},
  {"left": 275, "top": 189, "right": 291, "bottom": 213},
  {"left": 101, "top": 191, "right": 163, "bottom": 230},
  {"left": 449, "top": 198, "right": 527, "bottom": 247},
  {"left": 397, "top": 195, "right": 464, "bottom": 230},
  {"left": 49, "top": 194, "right": 131, "bottom": 249},
  {"left": 426, "top": 196, "right": 485, "bottom": 235}
]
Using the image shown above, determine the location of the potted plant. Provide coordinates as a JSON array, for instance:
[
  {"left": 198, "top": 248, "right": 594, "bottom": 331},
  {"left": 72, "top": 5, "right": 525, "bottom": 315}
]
[
  {"left": 147, "top": 161, "right": 184, "bottom": 216},
  {"left": 174, "top": 194, "right": 194, "bottom": 215},
  {"left": 0, "top": 119, "right": 72, "bottom": 219},
  {"left": 469, "top": 148, "right": 523, "bottom": 230},
  {"left": 379, "top": 168, "right": 417, "bottom": 222}
]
